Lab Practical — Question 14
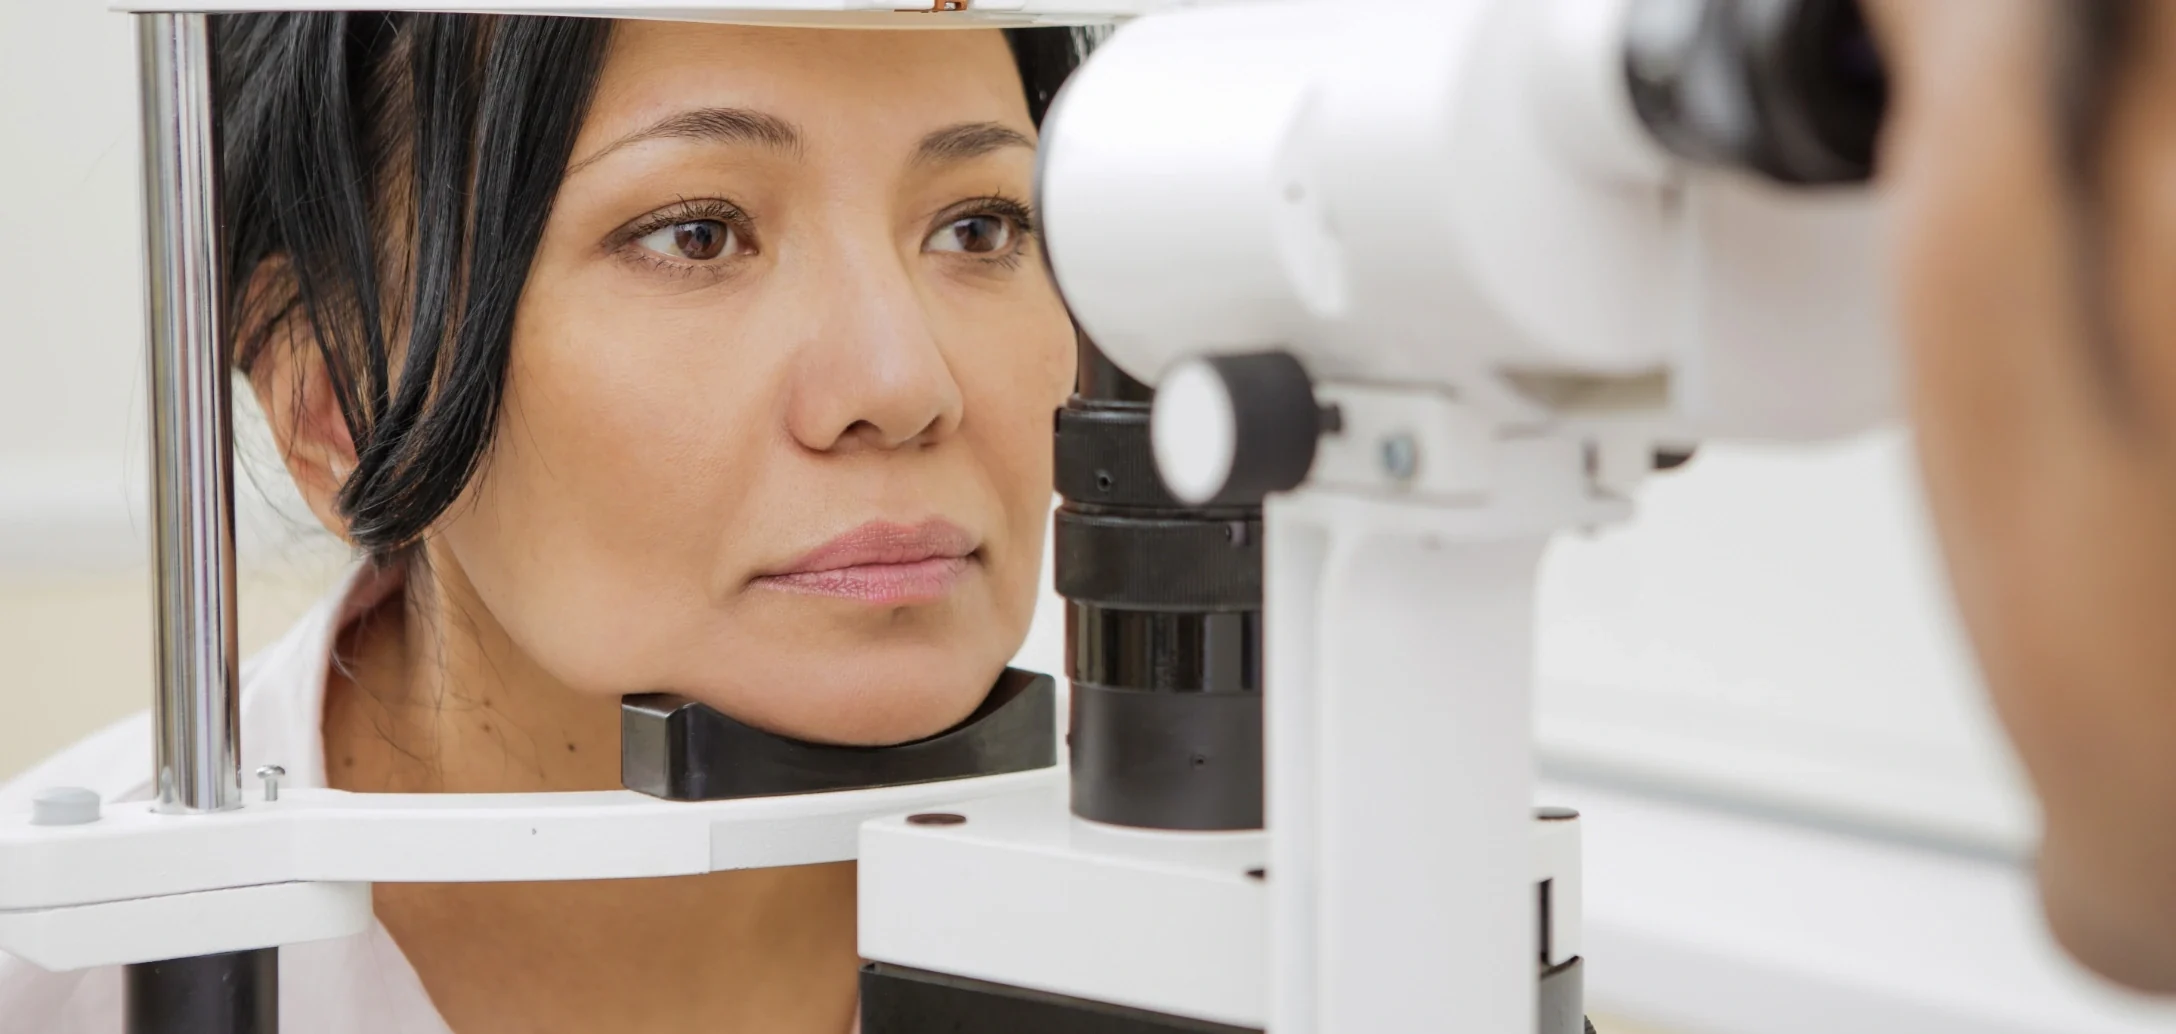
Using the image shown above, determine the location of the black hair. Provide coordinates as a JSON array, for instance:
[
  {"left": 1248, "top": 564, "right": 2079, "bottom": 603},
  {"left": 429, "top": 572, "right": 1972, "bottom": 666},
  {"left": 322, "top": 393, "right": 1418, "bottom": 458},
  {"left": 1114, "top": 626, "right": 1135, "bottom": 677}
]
[{"left": 213, "top": 14, "right": 1093, "bottom": 560}]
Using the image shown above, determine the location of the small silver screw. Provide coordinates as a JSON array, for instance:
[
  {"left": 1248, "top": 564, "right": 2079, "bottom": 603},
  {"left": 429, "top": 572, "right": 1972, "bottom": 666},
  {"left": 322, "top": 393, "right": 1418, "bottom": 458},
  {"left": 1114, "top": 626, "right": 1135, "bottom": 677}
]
[
  {"left": 31, "top": 786, "right": 100, "bottom": 826},
  {"left": 1378, "top": 433, "right": 1419, "bottom": 482},
  {"left": 256, "top": 765, "right": 287, "bottom": 803}
]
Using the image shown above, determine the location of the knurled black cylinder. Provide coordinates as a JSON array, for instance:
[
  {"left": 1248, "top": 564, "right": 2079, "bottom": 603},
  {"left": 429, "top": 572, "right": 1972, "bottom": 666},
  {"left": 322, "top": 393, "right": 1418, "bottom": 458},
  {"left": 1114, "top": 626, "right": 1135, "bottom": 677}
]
[
  {"left": 1054, "top": 403, "right": 1185, "bottom": 509},
  {"left": 1053, "top": 507, "right": 1261, "bottom": 611},
  {"left": 1069, "top": 682, "right": 1264, "bottom": 831}
]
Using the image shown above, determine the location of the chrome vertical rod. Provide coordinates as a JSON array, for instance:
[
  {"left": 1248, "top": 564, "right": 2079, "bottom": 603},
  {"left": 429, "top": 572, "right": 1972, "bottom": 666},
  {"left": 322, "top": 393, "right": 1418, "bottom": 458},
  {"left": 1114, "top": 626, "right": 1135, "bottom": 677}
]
[
  {"left": 138, "top": 11, "right": 241, "bottom": 815},
  {"left": 132, "top": 19, "right": 278, "bottom": 1033}
]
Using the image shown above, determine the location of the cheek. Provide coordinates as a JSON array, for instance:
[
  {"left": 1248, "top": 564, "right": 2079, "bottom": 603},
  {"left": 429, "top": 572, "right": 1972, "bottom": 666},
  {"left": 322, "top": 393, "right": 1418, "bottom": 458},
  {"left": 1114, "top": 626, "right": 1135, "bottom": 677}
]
[
  {"left": 2103, "top": 93, "right": 2176, "bottom": 424},
  {"left": 959, "top": 293, "right": 1072, "bottom": 583},
  {"left": 953, "top": 276, "right": 1071, "bottom": 459},
  {"left": 438, "top": 285, "right": 777, "bottom": 692},
  {"left": 1883, "top": 36, "right": 2176, "bottom": 957},
  {"left": 1885, "top": 73, "right": 2083, "bottom": 495},
  {"left": 1878, "top": 5, "right": 2081, "bottom": 455},
  {"left": 992, "top": 300, "right": 1072, "bottom": 490}
]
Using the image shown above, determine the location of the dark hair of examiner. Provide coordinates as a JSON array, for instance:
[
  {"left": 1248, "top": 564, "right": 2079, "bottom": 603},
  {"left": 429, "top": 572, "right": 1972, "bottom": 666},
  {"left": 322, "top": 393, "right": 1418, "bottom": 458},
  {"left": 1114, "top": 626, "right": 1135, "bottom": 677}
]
[{"left": 212, "top": 14, "right": 1089, "bottom": 561}]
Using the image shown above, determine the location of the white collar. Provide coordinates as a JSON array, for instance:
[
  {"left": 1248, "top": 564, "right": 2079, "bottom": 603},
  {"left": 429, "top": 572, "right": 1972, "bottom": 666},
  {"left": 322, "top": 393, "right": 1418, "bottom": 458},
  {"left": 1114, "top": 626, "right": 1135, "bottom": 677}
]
[{"left": 238, "top": 561, "right": 404, "bottom": 792}]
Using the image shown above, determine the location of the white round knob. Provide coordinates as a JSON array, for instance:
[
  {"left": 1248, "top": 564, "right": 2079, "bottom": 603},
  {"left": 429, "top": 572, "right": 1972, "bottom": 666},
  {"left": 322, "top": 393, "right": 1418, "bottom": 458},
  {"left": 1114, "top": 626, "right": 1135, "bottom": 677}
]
[
  {"left": 1150, "top": 352, "right": 1322, "bottom": 506},
  {"left": 1151, "top": 358, "right": 1239, "bottom": 506}
]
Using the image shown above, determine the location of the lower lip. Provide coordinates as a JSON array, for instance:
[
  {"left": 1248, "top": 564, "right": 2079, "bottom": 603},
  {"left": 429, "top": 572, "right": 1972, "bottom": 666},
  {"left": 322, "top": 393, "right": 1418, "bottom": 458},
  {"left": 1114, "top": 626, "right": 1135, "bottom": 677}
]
[{"left": 755, "top": 556, "right": 973, "bottom": 605}]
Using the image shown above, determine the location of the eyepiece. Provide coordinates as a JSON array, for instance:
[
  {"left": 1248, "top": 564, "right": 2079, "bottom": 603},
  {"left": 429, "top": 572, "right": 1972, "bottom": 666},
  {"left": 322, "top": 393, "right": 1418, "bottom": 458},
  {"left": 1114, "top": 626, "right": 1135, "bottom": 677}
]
[{"left": 1626, "top": 0, "right": 1887, "bottom": 186}]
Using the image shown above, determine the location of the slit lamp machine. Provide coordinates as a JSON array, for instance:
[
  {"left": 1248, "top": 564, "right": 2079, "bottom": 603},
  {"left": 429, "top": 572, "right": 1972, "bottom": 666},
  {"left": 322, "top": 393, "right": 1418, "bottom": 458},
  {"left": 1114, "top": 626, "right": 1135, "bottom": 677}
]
[{"left": 0, "top": 0, "right": 1893, "bottom": 1031}]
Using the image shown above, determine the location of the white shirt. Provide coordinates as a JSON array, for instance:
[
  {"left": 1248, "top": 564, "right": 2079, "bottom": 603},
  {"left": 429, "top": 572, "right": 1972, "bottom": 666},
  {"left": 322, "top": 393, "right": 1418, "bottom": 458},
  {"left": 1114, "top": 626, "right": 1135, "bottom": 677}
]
[{"left": 0, "top": 565, "right": 455, "bottom": 1034}]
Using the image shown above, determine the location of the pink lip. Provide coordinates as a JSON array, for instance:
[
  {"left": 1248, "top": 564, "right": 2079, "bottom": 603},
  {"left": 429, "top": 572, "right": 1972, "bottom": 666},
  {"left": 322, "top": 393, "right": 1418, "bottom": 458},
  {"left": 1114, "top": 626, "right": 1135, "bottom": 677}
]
[{"left": 754, "top": 520, "right": 979, "bottom": 605}]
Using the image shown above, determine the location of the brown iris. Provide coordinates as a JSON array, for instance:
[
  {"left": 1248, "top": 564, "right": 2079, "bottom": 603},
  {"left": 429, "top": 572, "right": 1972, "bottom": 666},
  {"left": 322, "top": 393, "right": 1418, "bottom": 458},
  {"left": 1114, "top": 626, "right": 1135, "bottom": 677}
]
[
  {"left": 672, "top": 221, "right": 728, "bottom": 261},
  {"left": 940, "top": 215, "right": 1009, "bottom": 254}
]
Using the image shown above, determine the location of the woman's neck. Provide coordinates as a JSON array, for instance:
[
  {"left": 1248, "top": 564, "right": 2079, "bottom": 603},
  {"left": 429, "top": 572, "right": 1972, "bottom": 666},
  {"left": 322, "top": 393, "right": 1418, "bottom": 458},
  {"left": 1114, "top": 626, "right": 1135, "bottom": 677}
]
[
  {"left": 322, "top": 555, "right": 621, "bottom": 792},
  {"left": 321, "top": 552, "right": 861, "bottom": 1034}
]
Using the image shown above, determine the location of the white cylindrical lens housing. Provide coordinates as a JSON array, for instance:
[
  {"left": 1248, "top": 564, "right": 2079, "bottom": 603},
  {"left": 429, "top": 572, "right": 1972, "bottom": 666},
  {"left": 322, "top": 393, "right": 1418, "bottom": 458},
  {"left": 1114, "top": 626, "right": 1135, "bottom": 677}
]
[
  {"left": 1039, "top": 1, "right": 1335, "bottom": 388},
  {"left": 1042, "top": 0, "right": 1684, "bottom": 411}
]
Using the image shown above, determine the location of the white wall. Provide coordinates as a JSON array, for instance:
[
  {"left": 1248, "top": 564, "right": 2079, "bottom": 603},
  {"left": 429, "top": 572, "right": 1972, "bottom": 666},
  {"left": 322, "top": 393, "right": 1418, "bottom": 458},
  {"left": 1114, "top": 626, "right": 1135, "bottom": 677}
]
[
  {"left": 1, "top": 0, "right": 151, "bottom": 577},
  {"left": 1537, "top": 432, "right": 2036, "bottom": 857}
]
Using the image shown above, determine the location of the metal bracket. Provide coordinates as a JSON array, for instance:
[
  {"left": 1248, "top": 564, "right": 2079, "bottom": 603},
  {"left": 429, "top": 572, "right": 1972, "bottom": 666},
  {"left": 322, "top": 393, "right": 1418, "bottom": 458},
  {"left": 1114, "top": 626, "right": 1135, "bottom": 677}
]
[
  {"left": 0, "top": 771, "right": 1056, "bottom": 913},
  {"left": 0, "top": 882, "right": 369, "bottom": 972}
]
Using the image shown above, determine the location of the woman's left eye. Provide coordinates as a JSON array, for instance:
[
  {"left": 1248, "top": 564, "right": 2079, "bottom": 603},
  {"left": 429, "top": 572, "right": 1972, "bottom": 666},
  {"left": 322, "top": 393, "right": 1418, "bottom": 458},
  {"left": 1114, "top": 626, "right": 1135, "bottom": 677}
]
[
  {"left": 635, "top": 219, "right": 737, "bottom": 262},
  {"left": 927, "top": 214, "right": 1016, "bottom": 256}
]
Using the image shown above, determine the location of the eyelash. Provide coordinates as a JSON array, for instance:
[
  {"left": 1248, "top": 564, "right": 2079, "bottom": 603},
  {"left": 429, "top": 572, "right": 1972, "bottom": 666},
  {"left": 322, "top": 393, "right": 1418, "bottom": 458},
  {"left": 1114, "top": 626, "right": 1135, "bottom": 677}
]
[
  {"left": 606, "top": 193, "right": 1041, "bottom": 279},
  {"left": 931, "top": 194, "right": 1039, "bottom": 271},
  {"left": 609, "top": 197, "right": 755, "bottom": 280}
]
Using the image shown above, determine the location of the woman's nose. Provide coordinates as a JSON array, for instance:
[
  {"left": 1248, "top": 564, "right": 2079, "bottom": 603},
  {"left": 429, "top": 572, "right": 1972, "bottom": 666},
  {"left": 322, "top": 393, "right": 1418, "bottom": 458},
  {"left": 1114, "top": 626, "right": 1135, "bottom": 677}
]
[{"left": 782, "top": 246, "right": 965, "bottom": 454}]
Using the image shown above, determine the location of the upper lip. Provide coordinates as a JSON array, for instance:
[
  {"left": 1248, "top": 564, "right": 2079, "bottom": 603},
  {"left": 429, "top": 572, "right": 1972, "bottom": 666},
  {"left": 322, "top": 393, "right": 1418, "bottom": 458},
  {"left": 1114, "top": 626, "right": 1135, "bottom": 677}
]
[{"left": 764, "top": 519, "right": 979, "bottom": 576}]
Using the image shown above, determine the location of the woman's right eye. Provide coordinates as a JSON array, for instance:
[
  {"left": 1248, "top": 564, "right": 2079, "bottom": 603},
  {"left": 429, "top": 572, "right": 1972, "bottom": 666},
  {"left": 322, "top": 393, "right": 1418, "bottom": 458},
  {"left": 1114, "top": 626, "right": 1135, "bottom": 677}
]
[{"left": 635, "top": 219, "right": 736, "bottom": 262}]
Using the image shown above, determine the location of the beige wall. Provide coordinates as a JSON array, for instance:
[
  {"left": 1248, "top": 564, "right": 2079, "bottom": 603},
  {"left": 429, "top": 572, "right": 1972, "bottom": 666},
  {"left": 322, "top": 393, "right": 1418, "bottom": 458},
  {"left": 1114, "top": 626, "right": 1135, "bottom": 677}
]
[
  {"left": 0, "top": 562, "right": 345, "bottom": 780},
  {"left": 1592, "top": 1017, "right": 1679, "bottom": 1034}
]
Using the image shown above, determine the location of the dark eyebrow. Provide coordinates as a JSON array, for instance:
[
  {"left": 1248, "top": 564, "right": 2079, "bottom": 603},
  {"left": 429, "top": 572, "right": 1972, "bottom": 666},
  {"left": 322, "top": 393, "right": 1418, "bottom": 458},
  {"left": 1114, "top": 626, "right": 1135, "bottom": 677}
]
[
  {"left": 912, "top": 121, "right": 1035, "bottom": 167},
  {"left": 567, "top": 107, "right": 804, "bottom": 176}
]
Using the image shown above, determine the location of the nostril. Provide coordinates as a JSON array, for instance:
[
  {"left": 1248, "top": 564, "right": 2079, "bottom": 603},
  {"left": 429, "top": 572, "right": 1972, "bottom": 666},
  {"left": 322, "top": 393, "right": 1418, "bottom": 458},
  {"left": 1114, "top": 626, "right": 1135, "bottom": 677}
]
[{"left": 840, "top": 418, "right": 920, "bottom": 451}]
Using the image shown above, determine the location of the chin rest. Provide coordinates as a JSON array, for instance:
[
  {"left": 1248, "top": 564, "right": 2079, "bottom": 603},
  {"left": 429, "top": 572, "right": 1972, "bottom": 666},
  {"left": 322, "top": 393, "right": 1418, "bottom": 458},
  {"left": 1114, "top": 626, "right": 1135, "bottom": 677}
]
[{"left": 620, "top": 668, "right": 1057, "bottom": 801}]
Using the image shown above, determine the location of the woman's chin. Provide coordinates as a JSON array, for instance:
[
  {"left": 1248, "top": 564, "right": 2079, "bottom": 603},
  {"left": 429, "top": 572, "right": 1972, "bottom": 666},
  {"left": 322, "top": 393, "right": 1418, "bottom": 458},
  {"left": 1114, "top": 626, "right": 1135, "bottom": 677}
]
[{"left": 680, "top": 652, "right": 1008, "bottom": 747}]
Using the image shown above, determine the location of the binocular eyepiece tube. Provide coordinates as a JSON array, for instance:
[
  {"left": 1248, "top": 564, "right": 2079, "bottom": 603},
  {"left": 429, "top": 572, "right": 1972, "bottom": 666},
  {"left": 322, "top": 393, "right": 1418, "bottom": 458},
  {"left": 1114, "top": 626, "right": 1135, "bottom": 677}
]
[{"left": 1626, "top": 0, "right": 1887, "bottom": 185}]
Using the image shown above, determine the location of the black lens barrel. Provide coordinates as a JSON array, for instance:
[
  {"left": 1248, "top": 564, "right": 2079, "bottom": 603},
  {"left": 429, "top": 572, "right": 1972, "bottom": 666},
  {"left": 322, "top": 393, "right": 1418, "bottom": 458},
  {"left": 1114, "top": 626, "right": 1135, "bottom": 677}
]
[
  {"left": 1625, "top": 0, "right": 1887, "bottom": 186},
  {"left": 1056, "top": 346, "right": 1265, "bottom": 831}
]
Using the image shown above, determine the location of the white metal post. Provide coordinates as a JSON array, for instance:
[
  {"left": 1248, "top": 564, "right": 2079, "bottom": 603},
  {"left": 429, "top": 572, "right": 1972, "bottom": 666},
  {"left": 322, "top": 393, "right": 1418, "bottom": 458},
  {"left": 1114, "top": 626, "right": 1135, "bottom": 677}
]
[
  {"left": 1264, "top": 401, "right": 1627, "bottom": 1034},
  {"left": 1267, "top": 488, "right": 1549, "bottom": 1033}
]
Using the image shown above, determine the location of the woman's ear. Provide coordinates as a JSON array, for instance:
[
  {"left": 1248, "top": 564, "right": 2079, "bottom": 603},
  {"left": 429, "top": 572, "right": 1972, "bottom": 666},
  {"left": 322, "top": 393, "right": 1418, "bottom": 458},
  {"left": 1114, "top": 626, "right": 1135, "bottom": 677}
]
[{"left": 248, "top": 324, "right": 360, "bottom": 546}]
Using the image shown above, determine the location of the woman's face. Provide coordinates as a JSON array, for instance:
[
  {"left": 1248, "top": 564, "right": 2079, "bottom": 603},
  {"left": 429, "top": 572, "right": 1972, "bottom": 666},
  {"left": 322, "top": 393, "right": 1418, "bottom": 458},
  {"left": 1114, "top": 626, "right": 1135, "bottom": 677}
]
[
  {"left": 1868, "top": 0, "right": 2176, "bottom": 989},
  {"left": 432, "top": 23, "right": 1073, "bottom": 745}
]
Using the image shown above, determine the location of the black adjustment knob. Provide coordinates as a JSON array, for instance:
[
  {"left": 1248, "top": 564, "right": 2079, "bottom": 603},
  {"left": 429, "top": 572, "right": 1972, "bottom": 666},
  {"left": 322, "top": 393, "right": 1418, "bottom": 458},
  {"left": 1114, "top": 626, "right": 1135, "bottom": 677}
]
[{"left": 1151, "top": 352, "right": 1325, "bottom": 506}]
